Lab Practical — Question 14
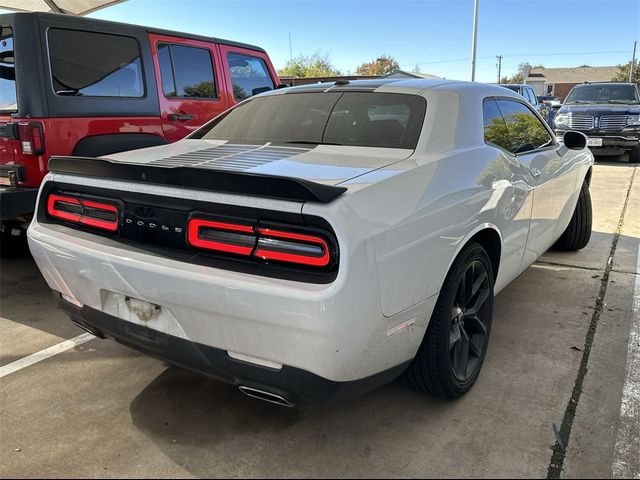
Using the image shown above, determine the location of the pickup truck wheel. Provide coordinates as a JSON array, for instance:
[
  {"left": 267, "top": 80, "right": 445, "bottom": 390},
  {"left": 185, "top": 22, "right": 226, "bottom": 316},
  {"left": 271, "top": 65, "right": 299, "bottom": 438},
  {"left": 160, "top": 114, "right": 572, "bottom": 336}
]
[
  {"left": 0, "top": 224, "right": 29, "bottom": 258},
  {"left": 629, "top": 147, "right": 640, "bottom": 164},
  {"left": 405, "top": 242, "right": 494, "bottom": 399},
  {"left": 553, "top": 181, "right": 592, "bottom": 251}
]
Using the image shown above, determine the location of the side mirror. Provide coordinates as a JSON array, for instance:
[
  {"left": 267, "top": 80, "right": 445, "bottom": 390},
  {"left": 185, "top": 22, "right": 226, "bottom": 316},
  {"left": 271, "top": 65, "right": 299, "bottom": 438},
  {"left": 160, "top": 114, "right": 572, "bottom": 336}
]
[
  {"left": 563, "top": 131, "right": 588, "bottom": 150},
  {"left": 251, "top": 86, "right": 272, "bottom": 96},
  {"left": 276, "top": 83, "right": 291, "bottom": 89}
]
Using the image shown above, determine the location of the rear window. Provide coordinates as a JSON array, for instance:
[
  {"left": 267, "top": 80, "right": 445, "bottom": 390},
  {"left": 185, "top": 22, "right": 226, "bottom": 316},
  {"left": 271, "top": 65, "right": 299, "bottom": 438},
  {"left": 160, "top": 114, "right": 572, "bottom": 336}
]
[
  {"left": 48, "top": 29, "right": 144, "bottom": 98},
  {"left": 194, "top": 92, "right": 426, "bottom": 149},
  {"left": 0, "top": 26, "right": 16, "bottom": 112},
  {"left": 227, "top": 52, "right": 274, "bottom": 101}
]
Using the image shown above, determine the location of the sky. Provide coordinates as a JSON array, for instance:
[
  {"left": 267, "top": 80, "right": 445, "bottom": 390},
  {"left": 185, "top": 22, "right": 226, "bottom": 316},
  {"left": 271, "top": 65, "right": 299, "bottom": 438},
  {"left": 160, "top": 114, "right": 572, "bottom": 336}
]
[{"left": 2, "top": 0, "right": 639, "bottom": 82}]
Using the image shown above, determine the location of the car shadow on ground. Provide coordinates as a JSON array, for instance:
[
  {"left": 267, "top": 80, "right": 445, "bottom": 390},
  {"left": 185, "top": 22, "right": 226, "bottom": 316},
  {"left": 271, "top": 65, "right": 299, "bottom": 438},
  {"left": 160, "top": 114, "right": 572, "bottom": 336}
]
[{"left": 593, "top": 154, "right": 636, "bottom": 167}]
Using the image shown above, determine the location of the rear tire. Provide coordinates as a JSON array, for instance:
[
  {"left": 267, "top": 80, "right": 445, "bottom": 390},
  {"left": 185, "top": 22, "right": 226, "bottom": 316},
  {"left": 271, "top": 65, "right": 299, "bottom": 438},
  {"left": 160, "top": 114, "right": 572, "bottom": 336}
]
[
  {"left": 629, "top": 147, "right": 640, "bottom": 164},
  {"left": 554, "top": 180, "right": 592, "bottom": 251},
  {"left": 405, "top": 242, "right": 494, "bottom": 399}
]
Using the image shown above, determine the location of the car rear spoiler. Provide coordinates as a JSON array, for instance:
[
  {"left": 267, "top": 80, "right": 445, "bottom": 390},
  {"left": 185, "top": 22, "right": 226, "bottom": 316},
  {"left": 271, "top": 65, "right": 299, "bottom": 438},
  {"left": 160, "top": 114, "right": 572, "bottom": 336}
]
[{"left": 48, "top": 156, "right": 347, "bottom": 204}]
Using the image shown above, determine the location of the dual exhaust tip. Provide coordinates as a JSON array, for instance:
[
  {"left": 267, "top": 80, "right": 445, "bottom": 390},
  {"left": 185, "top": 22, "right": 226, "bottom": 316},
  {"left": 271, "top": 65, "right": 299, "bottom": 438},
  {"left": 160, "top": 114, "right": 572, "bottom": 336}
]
[{"left": 238, "top": 385, "right": 295, "bottom": 408}]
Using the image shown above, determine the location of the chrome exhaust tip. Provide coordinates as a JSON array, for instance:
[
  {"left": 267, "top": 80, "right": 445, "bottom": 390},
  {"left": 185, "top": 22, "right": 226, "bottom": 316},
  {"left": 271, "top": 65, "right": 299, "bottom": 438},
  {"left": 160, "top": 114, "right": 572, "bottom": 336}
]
[{"left": 238, "top": 385, "right": 295, "bottom": 408}]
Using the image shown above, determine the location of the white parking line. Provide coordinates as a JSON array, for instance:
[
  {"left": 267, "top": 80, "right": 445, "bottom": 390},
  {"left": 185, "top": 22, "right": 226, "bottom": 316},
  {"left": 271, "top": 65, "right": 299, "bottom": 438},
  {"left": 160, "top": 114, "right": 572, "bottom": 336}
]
[
  {"left": 0, "top": 333, "right": 95, "bottom": 379},
  {"left": 612, "top": 248, "right": 640, "bottom": 479}
]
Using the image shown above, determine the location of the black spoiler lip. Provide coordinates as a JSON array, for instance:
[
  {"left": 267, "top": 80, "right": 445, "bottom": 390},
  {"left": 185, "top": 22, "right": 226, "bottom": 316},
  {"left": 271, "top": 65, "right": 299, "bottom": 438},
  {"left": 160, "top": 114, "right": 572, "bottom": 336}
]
[{"left": 47, "top": 156, "right": 347, "bottom": 204}]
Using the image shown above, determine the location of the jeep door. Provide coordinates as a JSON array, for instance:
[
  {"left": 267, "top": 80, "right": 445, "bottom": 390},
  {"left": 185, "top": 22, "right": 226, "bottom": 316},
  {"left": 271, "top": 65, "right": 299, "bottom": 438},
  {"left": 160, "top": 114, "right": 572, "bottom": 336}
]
[
  {"left": 0, "top": 25, "right": 16, "bottom": 166},
  {"left": 149, "top": 34, "right": 229, "bottom": 143}
]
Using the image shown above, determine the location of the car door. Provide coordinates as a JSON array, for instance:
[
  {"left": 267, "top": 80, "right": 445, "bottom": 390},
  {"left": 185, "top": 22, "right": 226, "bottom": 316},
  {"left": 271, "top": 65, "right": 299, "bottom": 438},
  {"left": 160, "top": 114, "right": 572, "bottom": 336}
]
[
  {"left": 495, "top": 98, "right": 579, "bottom": 269},
  {"left": 0, "top": 25, "right": 16, "bottom": 169},
  {"left": 149, "top": 34, "right": 229, "bottom": 143}
]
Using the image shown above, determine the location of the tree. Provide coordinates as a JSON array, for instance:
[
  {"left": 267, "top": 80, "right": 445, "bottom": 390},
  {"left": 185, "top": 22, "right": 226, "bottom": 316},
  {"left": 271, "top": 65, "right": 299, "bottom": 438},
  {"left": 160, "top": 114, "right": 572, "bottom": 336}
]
[
  {"left": 500, "top": 62, "right": 532, "bottom": 84},
  {"left": 355, "top": 55, "right": 400, "bottom": 76},
  {"left": 612, "top": 60, "right": 640, "bottom": 86},
  {"left": 278, "top": 53, "right": 341, "bottom": 78}
]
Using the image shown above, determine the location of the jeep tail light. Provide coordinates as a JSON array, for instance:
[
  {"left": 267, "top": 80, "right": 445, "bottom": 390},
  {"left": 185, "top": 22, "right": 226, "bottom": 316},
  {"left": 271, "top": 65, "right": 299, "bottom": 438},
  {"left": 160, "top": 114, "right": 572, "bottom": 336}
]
[
  {"left": 188, "top": 219, "right": 255, "bottom": 255},
  {"left": 254, "top": 228, "right": 330, "bottom": 267},
  {"left": 187, "top": 218, "right": 334, "bottom": 268},
  {"left": 18, "top": 122, "right": 45, "bottom": 155},
  {"left": 47, "top": 194, "right": 119, "bottom": 232}
]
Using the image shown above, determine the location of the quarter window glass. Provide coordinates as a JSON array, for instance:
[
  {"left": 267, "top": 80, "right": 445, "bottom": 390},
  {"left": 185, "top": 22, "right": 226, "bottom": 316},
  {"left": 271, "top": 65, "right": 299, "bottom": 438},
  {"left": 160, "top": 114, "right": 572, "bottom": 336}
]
[
  {"left": 227, "top": 53, "right": 274, "bottom": 101},
  {"left": 496, "top": 99, "right": 552, "bottom": 154},
  {"left": 48, "top": 29, "right": 144, "bottom": 97},
  {"left": 0, "top": 26, "right": 16, "bottom": 111},
  {"left": 483, "top": 99, "right": 511, "bottom": 151}
]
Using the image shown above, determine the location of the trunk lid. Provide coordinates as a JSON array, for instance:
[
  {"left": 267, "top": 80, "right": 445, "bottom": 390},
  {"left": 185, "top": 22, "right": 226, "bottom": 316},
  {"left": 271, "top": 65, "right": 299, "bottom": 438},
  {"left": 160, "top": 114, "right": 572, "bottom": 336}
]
[{"left": 104, "top": 139, "right": 414, "bottom": 187}]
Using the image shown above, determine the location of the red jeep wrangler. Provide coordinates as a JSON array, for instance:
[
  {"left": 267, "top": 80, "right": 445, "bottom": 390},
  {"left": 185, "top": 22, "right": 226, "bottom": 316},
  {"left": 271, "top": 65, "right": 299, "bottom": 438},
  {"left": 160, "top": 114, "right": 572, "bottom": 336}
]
[{"left": 0, "top": 12, "right": 279, "bottom": 252}]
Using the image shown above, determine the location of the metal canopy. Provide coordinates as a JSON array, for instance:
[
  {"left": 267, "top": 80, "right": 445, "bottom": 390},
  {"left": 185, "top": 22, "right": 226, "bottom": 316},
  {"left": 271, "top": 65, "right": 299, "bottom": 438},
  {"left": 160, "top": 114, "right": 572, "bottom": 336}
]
[{"left": 0, "top": 0, "right": 126, "bottom": 16}]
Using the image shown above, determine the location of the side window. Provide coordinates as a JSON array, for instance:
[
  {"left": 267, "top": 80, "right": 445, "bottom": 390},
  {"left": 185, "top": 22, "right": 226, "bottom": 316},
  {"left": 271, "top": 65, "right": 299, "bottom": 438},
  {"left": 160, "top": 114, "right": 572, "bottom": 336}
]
[
  {"left": 157, "top": 43, "right": 217, "bottom": 98},
  {"left": 0, "top": 26, "right": 16, "bottom": 111},
  {"left": 483, "top": 99, "right": 511, "bottom": 152},
  {"left": 227, "top": 52, "right": 274, "bottom": 101},
  {"left": 528, "top": 88, "right": 537, "bottom": 105},
  {"left": 48, "top": 29, "right": 144, "bottom": 98},
  {"left": 496, "top": 99, "right": 552, "bottom": 154}
]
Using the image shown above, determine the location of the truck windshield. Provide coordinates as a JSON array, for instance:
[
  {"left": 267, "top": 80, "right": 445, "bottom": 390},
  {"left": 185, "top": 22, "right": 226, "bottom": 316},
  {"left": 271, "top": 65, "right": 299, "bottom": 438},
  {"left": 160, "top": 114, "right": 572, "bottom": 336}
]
[
  {"left": 0, "top": 26, "right": 17, "bottom": 112},
  {"left": 192, "top": 91, "right": 427, "bottom": 149},
  {"left": 565, "top": 84, "right": 640, "bottom": 105}
]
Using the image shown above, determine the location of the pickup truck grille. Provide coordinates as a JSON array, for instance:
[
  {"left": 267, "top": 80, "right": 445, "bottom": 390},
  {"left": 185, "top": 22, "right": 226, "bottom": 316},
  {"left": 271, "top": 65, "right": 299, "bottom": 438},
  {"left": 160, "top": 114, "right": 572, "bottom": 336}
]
[
  {"left": 568, "top": 114, "right": 594, "bottom": 130},
  {"left": 599, "top": 115, "right": 627, "bottom": 131}
]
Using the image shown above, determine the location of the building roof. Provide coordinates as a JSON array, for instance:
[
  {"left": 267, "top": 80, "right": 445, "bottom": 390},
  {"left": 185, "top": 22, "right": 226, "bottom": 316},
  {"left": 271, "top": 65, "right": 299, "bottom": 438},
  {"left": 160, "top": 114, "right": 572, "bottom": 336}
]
[
  {"left": 382, "top": 70, "right": 442, "bottom": 80},
  {"left": 525, "top": 66, "right": 619, "bottom": 84}
]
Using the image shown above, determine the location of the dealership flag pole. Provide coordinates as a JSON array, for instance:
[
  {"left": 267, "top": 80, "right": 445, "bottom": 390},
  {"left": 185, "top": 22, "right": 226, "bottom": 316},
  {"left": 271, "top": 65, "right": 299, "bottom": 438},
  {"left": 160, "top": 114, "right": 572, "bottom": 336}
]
[
  {"left": 471, "top": 0, "right": 479, "bottom": 81},
  {"left": 630, "top": 41, "right": 637, "bottom": 83}
]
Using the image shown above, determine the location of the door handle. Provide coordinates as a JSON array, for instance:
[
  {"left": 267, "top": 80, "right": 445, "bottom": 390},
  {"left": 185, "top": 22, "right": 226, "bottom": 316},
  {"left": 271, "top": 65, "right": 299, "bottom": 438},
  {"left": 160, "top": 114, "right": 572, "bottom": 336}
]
[
  {"left": 530, "top": 168, "right": 541, "bottom": 179},
  {"left": 168, "top": 113, "right": 193, "bottom": 121}
]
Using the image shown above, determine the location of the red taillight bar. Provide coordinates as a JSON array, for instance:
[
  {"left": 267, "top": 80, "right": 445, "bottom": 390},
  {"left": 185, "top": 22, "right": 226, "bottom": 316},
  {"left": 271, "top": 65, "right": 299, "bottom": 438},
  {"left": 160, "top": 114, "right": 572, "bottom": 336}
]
[
  {"left": 255, "top": 228, "right": 330, "bottom": 267},
  {"left": 187, "top": 219, "right": 255, "bottom": 255},
  {"left": 47, "top": 194, "right": 119, "bottom": 232},
  {"left": 187, "top": 217, "right": 333, "bottom": 268}
]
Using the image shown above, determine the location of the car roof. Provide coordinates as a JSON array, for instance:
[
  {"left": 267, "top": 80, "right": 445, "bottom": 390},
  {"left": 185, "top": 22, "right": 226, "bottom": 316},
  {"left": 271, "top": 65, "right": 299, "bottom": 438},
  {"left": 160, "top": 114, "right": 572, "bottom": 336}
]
[
  {"left": 265, "top": 78, "right": 523, "bottom": 98},
  {"left": 0, "top": 11, "right": 266, "bottom": 53},
  {"left": 572, "top": 82, "right": 636, "bottom": 88}
]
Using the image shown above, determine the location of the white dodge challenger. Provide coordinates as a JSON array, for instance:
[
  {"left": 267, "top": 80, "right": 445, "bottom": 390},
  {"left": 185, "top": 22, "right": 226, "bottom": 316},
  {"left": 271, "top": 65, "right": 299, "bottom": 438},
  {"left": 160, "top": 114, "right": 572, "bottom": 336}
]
[{"left": 28, "top": 79, "right": 593, "bottom": 406}]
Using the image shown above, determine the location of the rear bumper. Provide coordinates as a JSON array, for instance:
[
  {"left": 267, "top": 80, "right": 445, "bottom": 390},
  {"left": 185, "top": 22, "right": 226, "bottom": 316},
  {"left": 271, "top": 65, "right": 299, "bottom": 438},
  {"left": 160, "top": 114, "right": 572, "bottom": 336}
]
[
  {"left": 55, "top": 292, "right": 410, "bottom": 405},
  {"left": 0, "top": 186, "right": 37, "bottom": 220}
]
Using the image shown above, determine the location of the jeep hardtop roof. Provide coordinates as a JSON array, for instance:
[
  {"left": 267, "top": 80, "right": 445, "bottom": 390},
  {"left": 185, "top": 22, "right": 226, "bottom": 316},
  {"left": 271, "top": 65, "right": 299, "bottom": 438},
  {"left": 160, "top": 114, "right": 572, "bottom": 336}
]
[{"left": 0, "top": 11, "right": 266, "bottom": 53}]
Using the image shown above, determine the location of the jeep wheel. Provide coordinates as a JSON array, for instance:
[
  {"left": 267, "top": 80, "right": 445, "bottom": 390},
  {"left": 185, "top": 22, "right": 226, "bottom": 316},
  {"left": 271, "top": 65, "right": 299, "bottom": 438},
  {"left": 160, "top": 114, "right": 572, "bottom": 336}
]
[
  {"left": 405, "top": 242, "right": 494, "bottom": 399},
  {"left": 554, "top": 180, "right": 592, "bottom": 251}
]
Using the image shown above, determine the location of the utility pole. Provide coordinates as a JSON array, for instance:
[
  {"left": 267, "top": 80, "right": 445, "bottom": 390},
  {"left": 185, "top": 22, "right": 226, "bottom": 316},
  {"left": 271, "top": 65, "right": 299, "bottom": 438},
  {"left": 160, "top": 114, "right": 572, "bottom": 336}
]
[
  {"left": 288, "top": 33, "right": 293, "bottom": 62},
  {"left": 496, "top": 55, "right": 503, "bottom": 83},
  {"left": 630, "top": 41, "right": 637, "bottom": 83},
  {"left": 470, "top": 0, "right": 479, "bottom": 81}
]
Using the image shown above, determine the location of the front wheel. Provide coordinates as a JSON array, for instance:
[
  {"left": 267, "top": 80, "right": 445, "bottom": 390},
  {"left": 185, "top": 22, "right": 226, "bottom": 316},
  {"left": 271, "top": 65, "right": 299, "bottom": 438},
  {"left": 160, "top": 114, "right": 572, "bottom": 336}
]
[
  {"left": 629, "top": 147, "right": 640, "bottom": 164},
  {"left": 554, "top": 180, "right": 592, "bottom": 251},
  {"left": 405, "top": 242, "right": 494, "bottom": 399}
]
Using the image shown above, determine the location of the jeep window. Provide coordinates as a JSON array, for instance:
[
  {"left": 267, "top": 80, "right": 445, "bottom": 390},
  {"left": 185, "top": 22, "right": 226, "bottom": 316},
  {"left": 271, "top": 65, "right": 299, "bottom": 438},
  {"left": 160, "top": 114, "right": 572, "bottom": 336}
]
[
  {"left": 48, "top": 29, "right": 144, "bottom": 98},
  {"left": 157, "top": 43, "right": 217, "bottom": 98},
  {"left": 193, "top": 92, "right": 426, "bottom": 149},
  {"left": 496, "top": 99, "right": 553, "bottom": 154},
  {"left": 565, "top": 84, "right": 640, "bottom": 105},
  {"left": 227, "top": 53, "right": 274, "bottom": 101},
  {"left": 0, "top": 26, "right": 16, "bottom": 112}
]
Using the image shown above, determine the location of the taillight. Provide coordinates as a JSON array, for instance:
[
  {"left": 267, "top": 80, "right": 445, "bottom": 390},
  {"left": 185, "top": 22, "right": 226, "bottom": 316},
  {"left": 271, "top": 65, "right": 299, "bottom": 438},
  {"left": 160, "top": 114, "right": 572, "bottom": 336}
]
[
  {"left": 187, "top": 217, "right": 334, "bottom": 268},
  {"left": 255, "top": 228, "right": 330, "bottom": 267},
  {"left": 187, "top": 219, "right": 255, "bottom": 255},
  {"left": 47, "top": 193, "right": 119, "bottom": 232},
  {"left": 18, "top": 122, "right": 45, "bottom": 155}
]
